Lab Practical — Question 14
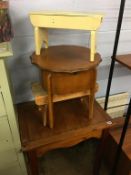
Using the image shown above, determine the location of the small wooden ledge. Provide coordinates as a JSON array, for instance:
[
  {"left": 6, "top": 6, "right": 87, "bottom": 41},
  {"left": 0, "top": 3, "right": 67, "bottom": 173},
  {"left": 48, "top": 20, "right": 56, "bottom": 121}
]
[
  {"left": 31, "top": 82, "right": 99, "bottom": 106},
  {"left": 116, "top": 54, "right": 131, "bottom": 70}
]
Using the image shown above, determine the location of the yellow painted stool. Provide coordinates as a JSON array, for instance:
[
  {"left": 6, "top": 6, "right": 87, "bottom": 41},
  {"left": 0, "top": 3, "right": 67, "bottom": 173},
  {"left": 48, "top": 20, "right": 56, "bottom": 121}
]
[{"left": 30, "top": 11, "right": 103, "bottom": 62}]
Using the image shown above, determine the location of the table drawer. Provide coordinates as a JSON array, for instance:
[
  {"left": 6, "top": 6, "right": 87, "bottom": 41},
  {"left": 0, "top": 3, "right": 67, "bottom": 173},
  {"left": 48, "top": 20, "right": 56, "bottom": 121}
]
[{"left": 0, "top": 92, "right": 6, "bottom": 117}]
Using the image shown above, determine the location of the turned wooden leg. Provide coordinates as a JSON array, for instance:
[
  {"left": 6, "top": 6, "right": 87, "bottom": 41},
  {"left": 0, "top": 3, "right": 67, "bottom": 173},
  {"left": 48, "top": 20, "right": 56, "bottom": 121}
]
[
  {"left": 88, "top": 91, "right": 95, "bottom": 119},
  {"left": 27, "top": 150, "right": 39, "bottom": 175},
  {"left": 42, "top": 105, "right": 48, "bottom": 126},
  {"left": 47, "top": 74, "right": 54, "bottom": 128},
  {"left": 93, "top": 129, "right": 109, "bottom": 175},
  {"left": 48, "top": 98, "right": 54, "bottom": 128},
  {"left": 80, "top": 96, "right": 93, "bottom": 120},
  {"left": 38, "top": 105, "right": 47, "bottom": 126},
  {"left": 39, "top": 105, "right": 47, "bottom": 127}
]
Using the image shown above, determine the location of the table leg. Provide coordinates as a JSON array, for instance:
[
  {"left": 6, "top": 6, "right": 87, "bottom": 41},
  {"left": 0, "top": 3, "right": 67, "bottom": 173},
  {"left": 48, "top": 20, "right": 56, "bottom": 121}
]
[
  {"left": 93, "top": 129, "right": 109, "bottom": 175},
  {"left": 27, "top": 150, "right": 39, "bottom": 175}
]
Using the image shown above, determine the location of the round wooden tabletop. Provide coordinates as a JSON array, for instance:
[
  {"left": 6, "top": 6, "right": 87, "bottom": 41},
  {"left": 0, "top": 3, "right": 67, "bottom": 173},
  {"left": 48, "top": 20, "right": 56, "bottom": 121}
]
[{"left": 31, "top": 45, "right": 102, "bottom": 73}]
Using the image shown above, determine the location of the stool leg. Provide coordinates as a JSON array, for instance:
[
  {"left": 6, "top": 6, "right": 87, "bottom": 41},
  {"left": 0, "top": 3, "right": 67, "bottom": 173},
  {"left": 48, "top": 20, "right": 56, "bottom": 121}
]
[
  {"left": 42, "top": 105, "right": 47, "bottom": 126},
  {"left": 90, "top": 31, "right": 96, "bottom": 62},
  {"left": 47, "top": 74, "right": 54, "bottom": 129},
  {"left": 38, "top": 105, "right": 47, "bottom": 127},
  {"left": 48, "top": 99, "right": 54, "bottom": 129},
  {"left": 89, "top": 91, "right": 95, "bottom": 119},
  {"left": 89, "top": 69, "right": 97, "bottom": 119},
  {"left": 80, "top": 96, "right": 94, "bottom": 119}
]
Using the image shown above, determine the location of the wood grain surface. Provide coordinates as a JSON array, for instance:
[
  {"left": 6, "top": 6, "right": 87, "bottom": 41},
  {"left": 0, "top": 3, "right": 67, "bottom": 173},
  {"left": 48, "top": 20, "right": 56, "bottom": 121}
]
[
  {"left": 116, "top": 54, "right": 131, "bottom": 70},
  {"left": 17, "top": 99, "right": 113, "bottom": 153},
  {"left": 31, "top": 45, "right": 101, "bottom": 73}
]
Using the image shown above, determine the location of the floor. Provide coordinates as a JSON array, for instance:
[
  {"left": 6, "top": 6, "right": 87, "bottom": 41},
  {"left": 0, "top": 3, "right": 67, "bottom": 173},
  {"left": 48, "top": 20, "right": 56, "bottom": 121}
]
[{"left": 39, "top": 139, "right": 109, "bottom": 175}]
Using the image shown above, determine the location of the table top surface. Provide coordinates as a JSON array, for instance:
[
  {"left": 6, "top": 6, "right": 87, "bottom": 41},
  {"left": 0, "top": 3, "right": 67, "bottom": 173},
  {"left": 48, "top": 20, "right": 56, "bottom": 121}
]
[
  {"left": 17, "top": 99, "right": 113, "bottom": 152},
  {"left": 31, "top": 45, "right": 102, "bottom": 73}
]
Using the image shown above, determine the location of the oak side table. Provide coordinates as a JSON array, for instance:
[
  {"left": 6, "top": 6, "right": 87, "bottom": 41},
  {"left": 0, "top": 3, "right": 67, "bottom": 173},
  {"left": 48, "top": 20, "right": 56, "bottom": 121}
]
[{"left": 17, "top": 99, "right": 114, "bottom": 175}]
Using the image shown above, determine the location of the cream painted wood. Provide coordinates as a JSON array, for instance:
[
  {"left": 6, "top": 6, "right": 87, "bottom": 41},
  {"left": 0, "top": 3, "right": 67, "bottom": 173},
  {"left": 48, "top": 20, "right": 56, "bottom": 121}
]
[
  {"left": 0, "top": 42, "right": 12, "bottom": 57},
  {"left": 34, "top": 27, "right": 48, "bottom": 53},
  {"left": 0, "top": 42, "right": 27, "bottom": 175},
  {"left": 0, "top": 148, "right": 18, "bottom": 169},
  {"left": 0, "top": 92, "right": 6, "bottom": 117},
  {"left": 0, "top": 117, "right": 15, "bottom": 150},
  {"left": 30, "top": 12, "right": 103, "bottom": 61},
  {"left": 0, "top": 59, "right": 20, "bottom": 148},
  {"left": 30, "top": 12, "right": 103, "bottom": 30},
  {"left": 91, "top": 31, "right": 96, "bottom": 62},
  {"left": 17, "top": 151, "right": 28, "bottom": 174},
  {"left": 0, "top": 161, "right": 24, "bottom": 175}
]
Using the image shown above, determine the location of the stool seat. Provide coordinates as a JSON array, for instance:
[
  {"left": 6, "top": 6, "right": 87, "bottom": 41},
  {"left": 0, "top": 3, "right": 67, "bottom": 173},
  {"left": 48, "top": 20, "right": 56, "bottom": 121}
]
[{"left": 31, "top": 45, "right": 101, "bottom": 73}]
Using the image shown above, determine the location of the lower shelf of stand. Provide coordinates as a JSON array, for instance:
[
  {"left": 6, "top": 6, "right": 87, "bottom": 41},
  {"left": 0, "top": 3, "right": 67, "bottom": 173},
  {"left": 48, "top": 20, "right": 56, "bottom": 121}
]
[
  {"left": 17, "top": 99, "right": 114, "bottom": 156},
  {"left": 116, "top": 54, "right": 131, "bottom": 70}
]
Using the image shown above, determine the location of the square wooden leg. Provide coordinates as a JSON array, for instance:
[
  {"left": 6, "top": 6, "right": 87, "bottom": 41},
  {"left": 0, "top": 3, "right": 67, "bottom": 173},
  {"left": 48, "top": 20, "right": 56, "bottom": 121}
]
[
  {"left": 93, "top": 129, "right": 109, "bottom": 175},
  {"left": 27, "top": 150, "right": 39, "bottom": 175}
]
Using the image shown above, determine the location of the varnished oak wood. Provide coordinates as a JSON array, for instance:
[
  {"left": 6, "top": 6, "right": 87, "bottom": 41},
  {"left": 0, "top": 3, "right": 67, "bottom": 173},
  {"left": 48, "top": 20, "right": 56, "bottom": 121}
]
[
  {"left": 32, "top": 81, "right": 99, "bottom": 128},
  {"left": 31, "top": 45, "right": 101, "bottom": 73},
  {"left": 47, "top": 74, "right": 54, "bottom": 128},
  {"left": 42, "top": 69, "right": 97, "bottom": 123},
  {"left": 31, "top": 82, "right": 99, "bottom": 106},
  {"left": 31, "top": 45, "right": 101, "bottom": 127},
  {"left": 42, "top": 69, "right": 96, "bottom": 95},
  {"left": 27, "top": 151, "right": 39, "bottom": 175},
  {"left": 116, "top": 54, "right": 131, "bottom": 70},
  {"left": 18, "top": 99, "right": 113, "bottom": 153},
  {"left": 17, "top": 99, "right": 115, "bottom": 175}
]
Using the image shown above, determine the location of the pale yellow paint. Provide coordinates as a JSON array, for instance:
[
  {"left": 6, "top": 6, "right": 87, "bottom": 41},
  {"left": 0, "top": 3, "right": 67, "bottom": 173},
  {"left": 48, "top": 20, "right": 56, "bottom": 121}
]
[
  {"left": 35, "top": 27, "right": 48, "bottom": 55},
  {"left": 0, "top": 161, "right": 24, "bottom": 175},
  {"left": 30, "top": 11, "right": 103, "bottom": 16},
  {"left": 0, "top": 92, "right": 6, "bottom": 117},
  {"left": 30, "top": 11, "right": 104, "bottom": 61},
  {"left": 30, "top": 12, "right": 103, "bottom": 30},
  {"left": 0, "top": 42, "right": 13, "bottom": 58},
  {"left": 90, "top": 31, "right": 96, "bottom": 61},
  {"left": 0, "top": 42, "right": 27, "bottom": 175}
]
